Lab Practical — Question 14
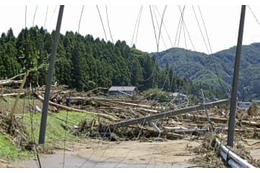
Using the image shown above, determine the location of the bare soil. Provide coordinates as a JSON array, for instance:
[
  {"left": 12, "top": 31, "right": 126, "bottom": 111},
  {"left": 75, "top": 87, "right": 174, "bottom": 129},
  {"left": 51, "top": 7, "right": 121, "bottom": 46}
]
[{"left": 19, "top": 138, "right": 201, "bottom": 168}]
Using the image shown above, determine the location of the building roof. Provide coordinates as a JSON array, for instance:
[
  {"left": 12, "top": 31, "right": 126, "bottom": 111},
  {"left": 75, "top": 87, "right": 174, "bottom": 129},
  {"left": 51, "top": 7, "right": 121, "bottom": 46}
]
[
  {"left": 108, "top": 86, "right": 136, "bottom": 92},
  {"left": 172, "top": 92, "right": 186, "bottom": 97}
]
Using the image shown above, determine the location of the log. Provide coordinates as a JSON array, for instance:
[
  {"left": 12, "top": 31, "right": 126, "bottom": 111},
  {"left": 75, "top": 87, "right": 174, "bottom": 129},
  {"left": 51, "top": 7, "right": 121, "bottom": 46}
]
[
  {"left": 0, "top": 93, "right": 25, "bottom": 97},
  {"left": 70, "top": 96, "right": 154, "bottom": 109},
  {"left": 34, "top": 92, "right": 118, "bottom": 122},
  {"left": 94, "top": 100, "right": 158, "bottom": 114},
  {"left": 219, "top": 127, "right": 260, "bottom": 132},
  {"left": 128, "top": 125, "right": 184, "bottom": 139},
  {"left": 0, "top": 79, "right": 22, "bottom": 86},
  {"left": 192, "top": 115, "right": 260, "bottom": 128}
]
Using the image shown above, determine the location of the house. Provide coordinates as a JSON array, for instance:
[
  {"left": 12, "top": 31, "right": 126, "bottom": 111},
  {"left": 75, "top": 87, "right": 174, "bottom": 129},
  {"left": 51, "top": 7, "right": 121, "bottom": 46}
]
[
  {"left": 237, "top": 101, "right": 253, "bottom": 109},
  {"left": 172, "top": 92, "right": 187, "bottom": 104},
  {"left": 108, "top": 86, "right": 137, "bottom": 96}
]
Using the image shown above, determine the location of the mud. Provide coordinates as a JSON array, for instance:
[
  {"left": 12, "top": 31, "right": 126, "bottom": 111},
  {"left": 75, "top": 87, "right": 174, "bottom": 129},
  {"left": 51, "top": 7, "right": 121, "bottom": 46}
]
[{"left": 21, "top": 139, "right": 201, "bottom": 168}]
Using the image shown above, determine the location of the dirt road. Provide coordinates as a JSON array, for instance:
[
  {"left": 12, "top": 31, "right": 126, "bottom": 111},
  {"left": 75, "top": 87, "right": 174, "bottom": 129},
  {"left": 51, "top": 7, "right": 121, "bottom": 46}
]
[{"left": 21, "top": 139, "right": 201, "bottom": 168}]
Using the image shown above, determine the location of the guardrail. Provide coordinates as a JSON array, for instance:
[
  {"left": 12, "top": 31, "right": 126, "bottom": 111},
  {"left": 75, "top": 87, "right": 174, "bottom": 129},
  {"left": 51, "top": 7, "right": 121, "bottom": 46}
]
[{"left": 215, "top": 139, "right": 255, "bottom": 168}]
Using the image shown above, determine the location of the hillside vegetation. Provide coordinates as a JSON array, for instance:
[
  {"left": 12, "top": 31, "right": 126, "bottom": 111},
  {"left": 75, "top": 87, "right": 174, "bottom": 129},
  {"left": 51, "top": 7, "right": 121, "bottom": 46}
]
[
  {"left": 0, "top": 26, "right": 225, "bottom": 100},
  {"left": 152, "top": 43, "right": 260, "bottom": 101}
]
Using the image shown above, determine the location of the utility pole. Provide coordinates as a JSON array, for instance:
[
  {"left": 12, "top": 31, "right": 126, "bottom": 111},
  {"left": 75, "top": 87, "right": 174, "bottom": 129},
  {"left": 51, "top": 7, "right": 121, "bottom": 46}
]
[
  {"left": 39, "top": 5, "right": 64, "bottom": 144},
  {"left": 227, "top": 5, "right": 246, "bottom": 147}
]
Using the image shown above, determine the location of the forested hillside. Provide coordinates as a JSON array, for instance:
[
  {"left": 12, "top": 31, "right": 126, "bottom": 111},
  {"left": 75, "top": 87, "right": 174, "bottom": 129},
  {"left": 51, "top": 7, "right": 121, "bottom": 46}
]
[
  {"left": 1, "top": 26, "right": 212, "bottom": 98},
  {"left": 152, "top": 44, "right": 260, "bottom": 101}
]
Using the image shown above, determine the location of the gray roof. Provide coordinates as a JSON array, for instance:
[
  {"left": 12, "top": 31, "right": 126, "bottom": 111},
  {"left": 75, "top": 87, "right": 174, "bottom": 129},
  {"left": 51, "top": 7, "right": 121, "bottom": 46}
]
[{"left": 108, "top": 86, "right": 136, "bottom": 92}]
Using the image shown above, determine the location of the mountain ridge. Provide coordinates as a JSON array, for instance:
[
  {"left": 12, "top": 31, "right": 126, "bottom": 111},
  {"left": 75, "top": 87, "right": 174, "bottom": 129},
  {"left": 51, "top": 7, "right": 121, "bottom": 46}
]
[{"left": 151, "top": 43, "right": 260, "bottom": 101}]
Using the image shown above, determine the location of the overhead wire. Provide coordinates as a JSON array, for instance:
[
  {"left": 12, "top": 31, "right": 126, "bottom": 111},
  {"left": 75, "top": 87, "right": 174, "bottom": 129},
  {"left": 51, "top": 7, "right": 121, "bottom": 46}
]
[
  {"left": 114, "top": 114, "right": 151, "bottom": 167},
  {"left": 77, "top": 5, "right": 85, "bottom": 34},
  {"left": 154, "top": 6, "right": 173, "bottom": 48},
  {"left": 32, "top": 5, "right": 38, "bottom": 27},
  {"left": 25, "top": 5, "right": 27, "bottom": 28},
  {"left": 96, "top": 5, "right": 108, "bottom": 41},
  {"left": 44, "top": 6, "right": 49, "bottom": 28},
  {"left": 149, "top": 5, "right": 158, "bottom": 50},
  {"left": 196, "top": 5, "right": 229, "bottom": 95},
  {"left": 50, "top": 6, "right": 58, "bottom": 23},
  {"left": 24, "top": 6, "right": 42, "bottom": 167},
  {"left": 174, "top": 6, "right": 185, "bottom": 47},
  {"left": 90, "top": 125, "right": 118, "bottom": 168},
  {"left": 134, "top": 6, "right": 143, "bottom": 46},
  {"left": 168, "top": 5, "right": 186, "bottom": 94},
  {"left": 192, "top": 6, "right": 210, "bottom": 54},
  {"left": 247, "top": 5, "right": 260, "bottom": 26},
  {"left": 62, "top": 110, "right": 69, "bottom": 168},
  {"left": 105, "top": 6, "right": 114, "bottom": 43},
  {"left": 131, "top": 5, "right": 143, "bottom": 47},
  {"left": 157, "top": 5, "right": 168, "bottom": 52},
  {"left": 176, "top": 6, "right": 196, "bottom": 51},
  {"left": 143, "top": 5, "right": 167, "bottom": 83},
  {"left": 128, "top": 6, "right": 143, "bottom": 91},
  {"left": 152, "top": 6, "right": 167, "bottom": 50}
]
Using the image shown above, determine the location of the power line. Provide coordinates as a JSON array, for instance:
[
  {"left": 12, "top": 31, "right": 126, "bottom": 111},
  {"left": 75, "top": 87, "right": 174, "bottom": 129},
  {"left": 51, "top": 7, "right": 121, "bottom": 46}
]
[
  {"left": 106, "top": 6, "right": 114, "bottom": 43},
  {"left": 96, "top": 5, "right": 108, "bottom": 41},
  {"left": 247, "top": 5, "right": 260, "bottom": 26},
  {"left": 25, "top": 5, "right": 27, "bottom": 28},
  {"left": 197, "top": 5, "right": 228, "bottom": 94},
  {"left": 157, "top": 5, "right": 168, "bottom": 52},
  {"left": 32, "top": 5, "right": 38, "bottom": 26},
  {"left": 197, "top": 6, "right": 213, "bottom": 54},
  {"left": 143, "top": 6, "right": 167, "bottom": 83},
  {"left": 77, "top": 5, "right": 85, "bottom": 33},
  {"left": 62, "top": 110, "right": 69, "bottom": 168},
  {"left": 152, "top": 6, "right": 167, "bottom": 50},
  {"left": 174, "top": 6, "right": 185, "bottom": 47},
  {"left": 131, "top": 5, "right": 143, "bottom": 47},
  {"left": 154, "top": 6, "right": 173, "bottom": 48},
  {"left": 192, "top": 6, "right": 210, "bottom": 54},
  {"left": 129, "top": 6, "right": 143, "bottom": 82},
  {"left": 149, "top": 5, "right": 158, "bottom": 51},
  {"left": 44, "top": 6, "right": 49, "bottom": 28},
  {"left": 134, "top": 6, "right": 143, "bottom": 46}
]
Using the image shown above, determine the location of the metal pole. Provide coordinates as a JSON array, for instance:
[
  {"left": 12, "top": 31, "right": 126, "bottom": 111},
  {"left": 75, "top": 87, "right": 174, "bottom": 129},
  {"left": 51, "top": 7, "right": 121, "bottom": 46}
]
[
  {"left": 106, "top": 99, "right": 229, "bottom": 130},
  {"left": 227, "top": 5, "right": 246, "bottom": 147},
  {"left": 39, "top": 5, "right": 64, "bottom": 144}
]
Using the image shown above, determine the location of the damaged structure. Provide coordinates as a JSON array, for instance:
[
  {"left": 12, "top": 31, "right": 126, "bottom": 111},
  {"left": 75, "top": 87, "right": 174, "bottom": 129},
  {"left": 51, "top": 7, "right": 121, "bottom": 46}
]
[{"left": 108, "top": 86, "right": 137, "bottom": 96}]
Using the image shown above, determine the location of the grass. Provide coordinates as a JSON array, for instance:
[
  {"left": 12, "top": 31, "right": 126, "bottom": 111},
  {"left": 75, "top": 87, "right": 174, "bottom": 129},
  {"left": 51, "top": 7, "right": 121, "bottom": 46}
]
[
  {"left": 22, "top": 111, "right": 96, "bottom": 148},
  {"left": 0, "top": 134, "right": 31, "bottom": 160},
  {"left": 1, "top": 97, "right": 97, "bottom": 161},
  {"left": 0, "top": 97, "right": 43, "bottom": 115}
]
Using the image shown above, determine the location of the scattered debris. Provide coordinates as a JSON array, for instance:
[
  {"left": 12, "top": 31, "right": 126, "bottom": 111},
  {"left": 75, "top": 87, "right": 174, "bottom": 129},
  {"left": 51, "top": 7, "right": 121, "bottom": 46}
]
[{"left": 1, "top": 85, "right": 260, "bottom": 167}]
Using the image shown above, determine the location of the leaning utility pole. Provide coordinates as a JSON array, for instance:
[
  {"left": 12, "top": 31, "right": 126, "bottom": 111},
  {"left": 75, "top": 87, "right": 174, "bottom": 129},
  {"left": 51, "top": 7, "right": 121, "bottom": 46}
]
[
  {"left": 39, "top": 5, "right": 64, "bottom": 144},
  {"left": 227, "top": 5, "right": 246, "bottom": 147}
]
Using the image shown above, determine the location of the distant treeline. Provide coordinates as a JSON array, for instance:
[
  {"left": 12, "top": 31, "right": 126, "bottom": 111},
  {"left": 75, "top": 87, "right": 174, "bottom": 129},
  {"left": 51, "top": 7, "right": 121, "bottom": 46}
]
[{"left": 0, "top": 26, "right": 226, "bottom": 99}]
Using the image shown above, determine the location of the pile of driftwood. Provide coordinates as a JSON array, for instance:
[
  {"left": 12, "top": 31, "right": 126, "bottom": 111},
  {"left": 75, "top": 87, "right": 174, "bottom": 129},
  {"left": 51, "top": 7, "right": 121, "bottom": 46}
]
[{"left": 1, "top": 83, "right": 260, "bottom": 142}]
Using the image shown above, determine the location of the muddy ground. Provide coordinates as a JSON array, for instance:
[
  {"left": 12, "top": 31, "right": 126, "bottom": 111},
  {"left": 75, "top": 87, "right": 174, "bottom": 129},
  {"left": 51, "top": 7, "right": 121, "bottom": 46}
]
[
  {"left": 18, "top": 139, "right": 201, "bottom": 168},
  {"left": 0, "top": 137, "right": 259, "bottom": 168}
]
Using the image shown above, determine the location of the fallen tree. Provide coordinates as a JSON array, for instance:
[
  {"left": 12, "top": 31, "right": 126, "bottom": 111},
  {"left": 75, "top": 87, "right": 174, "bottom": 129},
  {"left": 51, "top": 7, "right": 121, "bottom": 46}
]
[
  {"left": 0, "top": 79, "right": 22, "bottom": 86},
  {"left": 0, "top": 93, "right": 25, "bottom": 97},
  {"left": 34, "top": 92, "right": 118, "bottom": 122},
  {"left": 190, "top": 115, "right": 260, "bottom": 128}
]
